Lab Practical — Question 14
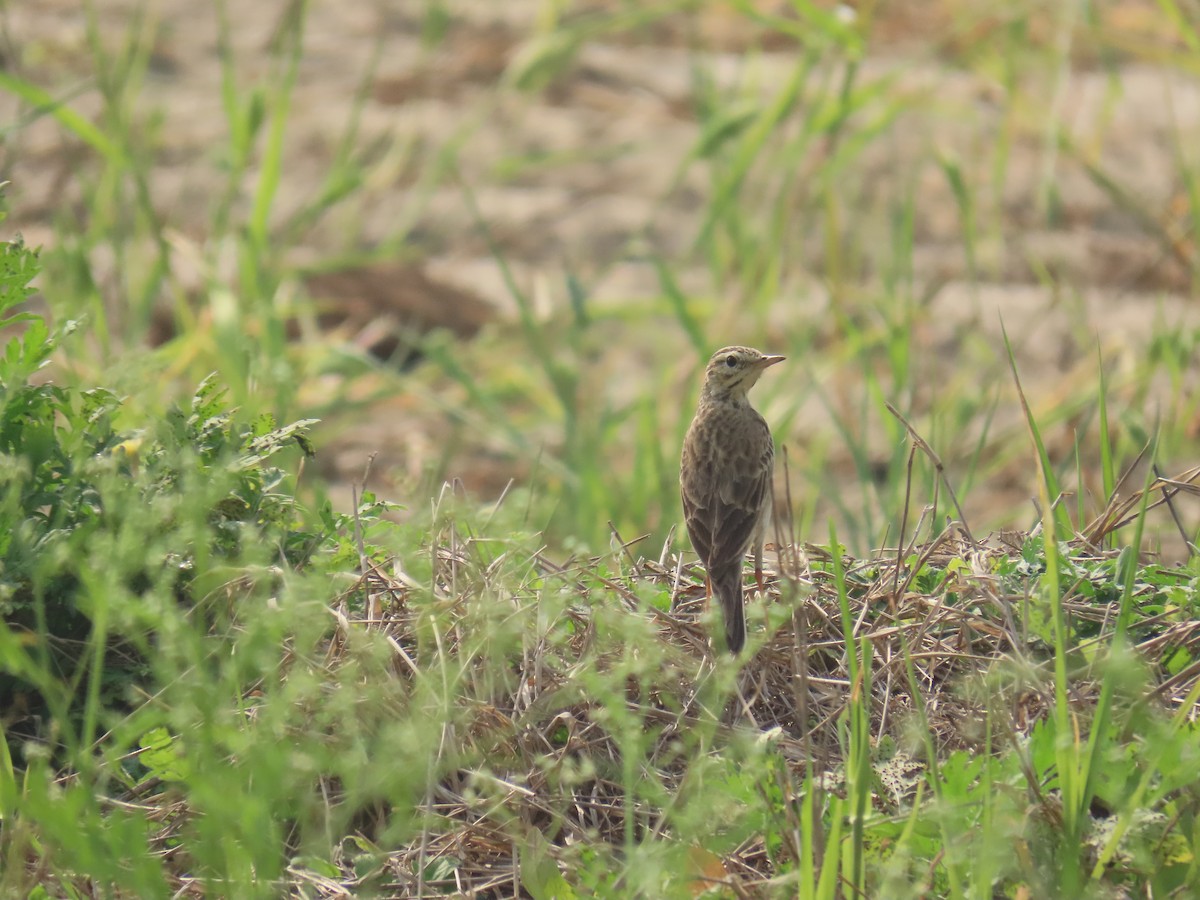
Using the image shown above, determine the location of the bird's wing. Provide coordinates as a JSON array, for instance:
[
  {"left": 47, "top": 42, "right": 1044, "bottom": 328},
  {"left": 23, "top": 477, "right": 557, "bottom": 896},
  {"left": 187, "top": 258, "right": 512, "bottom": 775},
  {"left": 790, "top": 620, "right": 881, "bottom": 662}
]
[
  {"left": 682, "top": 414, "right": 773, "bottom": 571},
  {"left": 709, "top": 451, "right": 771, "bottom": 570},
  {"left": 680, "top": 437, "right": 716, "bottom": 564}
]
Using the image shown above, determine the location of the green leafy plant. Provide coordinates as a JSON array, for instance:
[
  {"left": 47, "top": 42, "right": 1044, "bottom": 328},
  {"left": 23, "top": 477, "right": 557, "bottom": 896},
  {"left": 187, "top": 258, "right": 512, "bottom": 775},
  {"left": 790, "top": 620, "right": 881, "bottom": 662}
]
[{"left": 0, "top": 233, "right": 320, "bottom": 770}]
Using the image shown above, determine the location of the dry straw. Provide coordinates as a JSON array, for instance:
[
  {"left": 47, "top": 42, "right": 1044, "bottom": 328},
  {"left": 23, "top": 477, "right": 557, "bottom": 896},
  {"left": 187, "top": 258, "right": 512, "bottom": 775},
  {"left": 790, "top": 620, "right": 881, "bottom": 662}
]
[{"left": 94, "top": 466, "right": 1200, "bottom": 895}]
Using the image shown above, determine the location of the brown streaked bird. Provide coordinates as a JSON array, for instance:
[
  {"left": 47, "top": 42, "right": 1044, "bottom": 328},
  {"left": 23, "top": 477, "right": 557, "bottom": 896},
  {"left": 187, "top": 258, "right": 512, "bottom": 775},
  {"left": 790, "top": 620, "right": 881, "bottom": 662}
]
[{"left": 680, "top": 346, "right": 783, "bottom": 654}]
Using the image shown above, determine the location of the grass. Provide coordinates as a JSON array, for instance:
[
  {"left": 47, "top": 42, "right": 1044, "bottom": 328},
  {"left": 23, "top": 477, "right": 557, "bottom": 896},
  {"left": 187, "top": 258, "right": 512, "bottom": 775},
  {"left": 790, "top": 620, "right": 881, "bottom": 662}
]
[{"left": 4, "top": 0, "right": 1200, "bottom": 896}]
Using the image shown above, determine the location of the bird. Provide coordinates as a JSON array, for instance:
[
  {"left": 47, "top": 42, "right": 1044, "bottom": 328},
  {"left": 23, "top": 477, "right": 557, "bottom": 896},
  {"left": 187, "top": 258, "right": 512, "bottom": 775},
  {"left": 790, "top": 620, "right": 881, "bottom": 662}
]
[{"left": 680, "top": 346, "right": 784, "bottom": 654}]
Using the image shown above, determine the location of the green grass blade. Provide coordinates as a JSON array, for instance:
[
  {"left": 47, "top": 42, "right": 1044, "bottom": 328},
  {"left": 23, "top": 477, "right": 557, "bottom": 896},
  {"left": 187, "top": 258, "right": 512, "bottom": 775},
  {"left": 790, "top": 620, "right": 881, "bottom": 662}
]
[
  {"left": 1097, "top": 347, "right": 1116, "bottom": 506},
  {"left": 654, "top": 257, "right": 708, "bottom": 356},
  {"left": 0, "top": 73, "right": 119, "bottom": 163},
  {"left": 248, "top": 3, "right": 305, "bottom": 256},
  {"left": 1001, "top": 319, "right": 1073, "bottom": 536}
]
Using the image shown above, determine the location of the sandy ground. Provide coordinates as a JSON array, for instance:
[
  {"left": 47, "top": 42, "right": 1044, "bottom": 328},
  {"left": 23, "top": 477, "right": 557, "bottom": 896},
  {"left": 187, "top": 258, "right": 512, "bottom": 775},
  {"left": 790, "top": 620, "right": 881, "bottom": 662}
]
[{"left": 3, "top": 1, "right": 1199, "bottom": 547}]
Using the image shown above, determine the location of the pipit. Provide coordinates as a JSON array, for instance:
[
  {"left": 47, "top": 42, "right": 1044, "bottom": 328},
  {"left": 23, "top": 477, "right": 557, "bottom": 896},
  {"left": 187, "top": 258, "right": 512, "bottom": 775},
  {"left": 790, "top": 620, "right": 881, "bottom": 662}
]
[{"left": 680, "top": 346, "right": 784, "bottom": 654}]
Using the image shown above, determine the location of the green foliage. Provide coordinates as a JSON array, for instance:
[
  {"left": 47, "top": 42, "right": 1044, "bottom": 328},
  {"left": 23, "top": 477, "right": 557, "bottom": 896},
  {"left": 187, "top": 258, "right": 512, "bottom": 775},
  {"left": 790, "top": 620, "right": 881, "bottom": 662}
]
[{"left": 0, "top": 236, "right": 321, "bottom": 793}]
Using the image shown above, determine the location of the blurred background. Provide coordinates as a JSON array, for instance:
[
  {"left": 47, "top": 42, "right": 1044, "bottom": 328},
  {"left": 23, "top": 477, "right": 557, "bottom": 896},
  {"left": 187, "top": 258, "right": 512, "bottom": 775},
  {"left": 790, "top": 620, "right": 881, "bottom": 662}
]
[{"left": 4, "top": 0, "right": 1200, "bottom": 556}]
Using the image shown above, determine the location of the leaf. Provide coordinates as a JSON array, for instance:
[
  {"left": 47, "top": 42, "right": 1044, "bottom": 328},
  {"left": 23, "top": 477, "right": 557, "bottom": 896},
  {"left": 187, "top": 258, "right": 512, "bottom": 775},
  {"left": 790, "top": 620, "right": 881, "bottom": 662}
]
[
  {"left": 137, "top": 727, "right": 189, "bottom": 782},
  {"left": 290, "top": 855, "right": 340, "bottom": 879},
  {"left": 505, "top": 30, "right": 584, "bottom": 93},
  {"left": 686, "top": 845, "right": 730, "bottom": 896},
  {"left": 421, "top": 854, "right": 460, "bottom": 883},
  {"left": 0, "top": 727, "right": 16, "bottom": 820},
  {"left": 520, "top": 826, "right": 575, "bottom": 900},
  {"left": 0, "top": 72, "right": 120, "bottom": 162}
]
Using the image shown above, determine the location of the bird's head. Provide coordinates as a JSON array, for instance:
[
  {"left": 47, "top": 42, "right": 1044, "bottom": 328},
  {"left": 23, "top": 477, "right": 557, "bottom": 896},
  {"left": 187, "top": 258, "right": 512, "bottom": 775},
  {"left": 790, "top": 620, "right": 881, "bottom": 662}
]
[{"left": 701, "top": 346, "right": 785, "bottom": 400}]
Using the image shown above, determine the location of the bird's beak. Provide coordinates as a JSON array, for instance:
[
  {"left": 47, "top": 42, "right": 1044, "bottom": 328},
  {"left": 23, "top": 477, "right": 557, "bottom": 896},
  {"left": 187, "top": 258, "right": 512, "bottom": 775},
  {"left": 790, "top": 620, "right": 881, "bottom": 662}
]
[{"left": 759, "top": 355, "right": 785, "bottom": 368}]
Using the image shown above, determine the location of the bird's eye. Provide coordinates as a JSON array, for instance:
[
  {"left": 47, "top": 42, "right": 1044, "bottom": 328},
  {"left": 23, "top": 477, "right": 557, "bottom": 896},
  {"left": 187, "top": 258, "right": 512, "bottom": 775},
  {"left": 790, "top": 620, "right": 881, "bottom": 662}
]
[{"left": 725, "top": 355, "right": 738, "bottom": 368}]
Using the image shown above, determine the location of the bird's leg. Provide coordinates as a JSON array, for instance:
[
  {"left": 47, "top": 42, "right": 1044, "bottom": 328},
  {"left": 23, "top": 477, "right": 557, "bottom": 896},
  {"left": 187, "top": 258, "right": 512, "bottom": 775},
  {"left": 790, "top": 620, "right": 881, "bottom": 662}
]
[{"left": 753, "top": 544, "right": 764, "bottom": 594}]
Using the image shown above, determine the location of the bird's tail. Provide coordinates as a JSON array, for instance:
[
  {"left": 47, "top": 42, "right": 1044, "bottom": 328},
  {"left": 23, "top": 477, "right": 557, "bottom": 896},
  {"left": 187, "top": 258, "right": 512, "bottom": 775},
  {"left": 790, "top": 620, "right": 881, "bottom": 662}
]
[{"left": 711, "top": 566, "right": 746, "bottom": 654}]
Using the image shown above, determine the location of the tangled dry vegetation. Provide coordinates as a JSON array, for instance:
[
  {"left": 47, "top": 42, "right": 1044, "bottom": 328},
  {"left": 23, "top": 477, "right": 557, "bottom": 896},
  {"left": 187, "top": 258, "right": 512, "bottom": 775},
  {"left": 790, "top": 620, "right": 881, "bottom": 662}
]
[{"left": 95, "top": 468, "right": 1200, "bottom": 897}]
